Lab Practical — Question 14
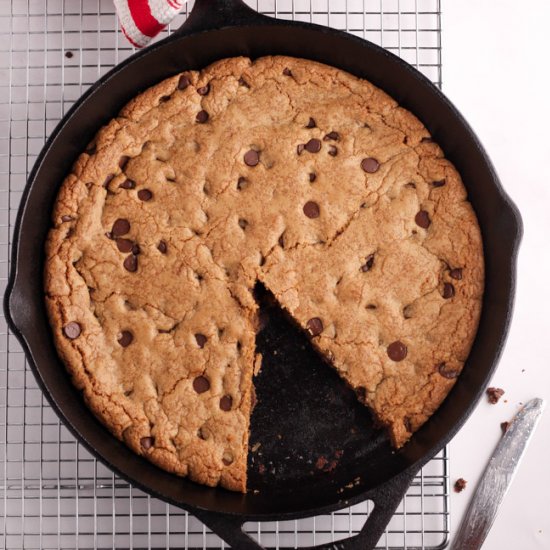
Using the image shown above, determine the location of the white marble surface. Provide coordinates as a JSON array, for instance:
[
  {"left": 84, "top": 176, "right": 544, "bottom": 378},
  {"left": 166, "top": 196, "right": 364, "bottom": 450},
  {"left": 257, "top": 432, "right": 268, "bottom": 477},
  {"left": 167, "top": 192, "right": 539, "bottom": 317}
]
[{"left": 442, "top": 1, "right": 550, "bottom": 547}]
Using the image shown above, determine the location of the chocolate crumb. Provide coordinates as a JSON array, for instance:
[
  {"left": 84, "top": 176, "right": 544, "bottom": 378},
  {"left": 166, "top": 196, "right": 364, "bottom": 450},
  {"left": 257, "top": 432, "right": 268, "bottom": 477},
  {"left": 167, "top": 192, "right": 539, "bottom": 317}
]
[
  {"left": 500, "top": 421, "right": 510, "bottom": 434},
  {"left": 454, "top": 478, "right": 467, "bottom": 493},
  {"left": 487, "top": 387, "right": 505, "bottom": 404}
]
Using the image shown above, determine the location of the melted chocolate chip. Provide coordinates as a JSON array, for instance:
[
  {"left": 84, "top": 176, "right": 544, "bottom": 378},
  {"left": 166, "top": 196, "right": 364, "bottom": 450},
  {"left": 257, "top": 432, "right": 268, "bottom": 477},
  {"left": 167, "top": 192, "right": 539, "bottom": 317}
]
[
  {"left": 305, "top": 117, "right": 316, "bottom": 128},
  {"left": 450, "top": 268, "right": 463, "bottom": 280},
  {"left": 193, "top": 376, "right": 210, "bottom": 394},
  {"left": 361, "top": 157, "right": 380, "bottom": 173},
  {"left": 63, "top": 322, "right": 81, "bottom": 339},
  {"left": 432, "top": 179, "right": 446, "bottom": 187},
  {"left": 86, "top": 143, "right": 97, "bottom": 155},
  {"left": 61, "top": 215, "right": 73, "bottom": 222},
  {"left": 123, "top": 254, "right": 138, "bottom": 272},
  {"left": 438, "top": 362, "right": 459, "bottom": 379},
  {"left": 237, "top": 176, "right": 247, "bottom": 190},
  {"left": 118, "top": 330, "right": 133, "bottom": 347},
  {"left": 309, "top": 173, "right": 316, "bottom": 183},
  {"left": 328, "top": 145, "right": 338, "bottom": 156},
  {"left": 324, "top": 131, "right": 339, "bottom": 141},
  {"left": 112, "top": 218, "right": 130, "bottom": 237},
  {"left": 361, "top": 254, "right": 375, "bottom": 272},
  {"left": 282, "top": 68, "right": 292, "bottom": 76},
  {"left": 196, "top": 110, "right": 209, "bottom": 123},
  {"left": 132, "top": 244, "right": 141, "bottom": 255},
  {"left": 140, "top": 436, "right": 154, "bottom": 450},
  {"left": 238, "top": 218, "right": 248, "bottom": 230},
  {"left": 178, "top": 75, "right": 190, "bottom": 90},
  {"left": 415, "top": 210, "right": 431, "bottom": 229},
  {"left": 195, "top": 333, "right": 207, "bottom": 348},
  {"left": 119, "top": 179, "right": 135, "bottom": 190},
  {"left": 387, "top": 341, "right": 407, "bottom": 362},
  {"left": 220, "top": 395, "right": 233, "bottom": 411},
  {"left": 442, "top": 283, "right": 455, "bottom": 299},
  {"left": 306, "top": 317, "right": 323, "bottom": 336},
  {"left": 297, "top": 143, "right": 305, "bottom": 155},
  {"left": 159, "top": 95, "right": 170, "bottom": 103},
  {"left": 116, "top": 238, "right": 134, "bottom": 253},
  {"left": 137, "top": 189, "right": 153, "bottom": 201},
  {"left": 304, "top": 138, "right": 321, "bottom": 153},
  {"left": 238, "top": 77, "right": 250, "bottom": 88},
  {"left": 119, "top": 156, "right": 130, "bottom": 170},
  {"left": 197, "top": 84, "right": 210, "bottom": 95},
  {"left": 244, "top": 149, "right": 259, "bottom": 167},
  {"left": 222, "top": 452, "right": 234, "bottom": 465},
  {"left": 303, "top": 201, "right": 320, "bottom": 218},
  {"left": 157, "top": 240, "right": 167, "bottom": 254}
]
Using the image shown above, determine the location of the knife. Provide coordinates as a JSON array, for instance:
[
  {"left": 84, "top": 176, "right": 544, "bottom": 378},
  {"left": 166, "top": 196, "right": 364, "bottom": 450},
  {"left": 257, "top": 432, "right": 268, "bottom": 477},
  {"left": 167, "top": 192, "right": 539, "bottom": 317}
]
[{"left": 450, "top": 397, "right": 546, "bottom": 550}]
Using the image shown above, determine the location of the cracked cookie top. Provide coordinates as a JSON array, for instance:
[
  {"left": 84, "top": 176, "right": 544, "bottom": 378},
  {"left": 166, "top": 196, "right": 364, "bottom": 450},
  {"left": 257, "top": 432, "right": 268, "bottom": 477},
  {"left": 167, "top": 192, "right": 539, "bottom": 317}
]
[{"left": 45, "top": 56, "right": 484, "bottom": 492}]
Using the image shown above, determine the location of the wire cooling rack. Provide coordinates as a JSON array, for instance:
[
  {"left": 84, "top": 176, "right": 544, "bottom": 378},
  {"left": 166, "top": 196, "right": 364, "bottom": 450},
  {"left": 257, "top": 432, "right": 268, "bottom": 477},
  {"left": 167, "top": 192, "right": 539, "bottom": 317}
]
[{"left": 0, "top": 1, "right": 447, "bottom": 548}]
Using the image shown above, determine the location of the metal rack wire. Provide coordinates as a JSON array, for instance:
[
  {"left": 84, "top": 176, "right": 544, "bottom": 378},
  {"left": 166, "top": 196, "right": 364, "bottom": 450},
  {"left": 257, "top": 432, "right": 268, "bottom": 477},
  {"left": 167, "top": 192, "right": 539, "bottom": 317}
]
[{"left": 0, "top": 1, "right": 446, "bottom": 548}]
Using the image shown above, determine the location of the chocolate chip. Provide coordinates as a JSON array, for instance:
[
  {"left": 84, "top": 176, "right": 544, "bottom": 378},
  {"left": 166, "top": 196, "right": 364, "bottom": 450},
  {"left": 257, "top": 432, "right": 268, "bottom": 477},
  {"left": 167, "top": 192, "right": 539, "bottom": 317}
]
[
  {"left": 487, "top": 387, "right": 505, "bottom": 404},
  {"left": 238, "top": 218, "right": 248, "bottom": 230},
  {"left": 197, "top": 427, "right": 208, "bottom": 440},
  {"left": 361, "top": 157, "right": 380, "bottom": 173},
  {"left": 244, "top": 149, "right": 259, "bottom": 166},
  {"left": 324, "top": 131, "right": 339, "bottom": 141},
  {"left": 117, "top": 330, "right": 133, "bottom": 347},
  {"left": 278, "top": 233, "right": 285, "bottom": 248},
  {"left": 237, "top": 176, "right": 247, "bottom": 190},
  {"left": 387, "top": 341, "right": 407, "bottom": 361},
  {"left": 303, "top": 201, "right": 320, "bottom": 218},
  {"left": 309, "top": 173, "right": 316, "bottom": 183},
  {"left": 238, "top": 77, "right": 250, "bottom": 88},
  {"left": 197, "top": 84, "right": 210, "bottom": 95},
  {"left": 432, "top": 179, "right": 446, "bottom": 187},
  {"left": 112, "top": 218, "right": 130, "bottom": 237},
  {"left": 63, "top": 322, "right": 81, "bottom": 339},
  {"left": 282, "top": 68, "right": 292, "bottom": 76},
  {"left": 454, "top": 478, "right": 467, "bottom": 493},
  {"left": 123, "top": 254, "right": 138, "bottom": 272},
  {"left": 297, "top": 143, "right": 305, "bottom": 155},
  {"left": 305, "top": 117, "right": 316, "bottom": 129},
  {"left": 119, "top": 156, "right": 130, "bottom": 170},
  {"left": 415, "top": 210, "right": 431, "bottom": 229},
  {"left": 65, "top": 50, "right": 73, "bottom": 59},
  {"left": 421, "top": 137, "right": 433, "bottom": 143},
  {"left": 304, "top": 138, "right": 321, "bottom": 153},
  {"left": 220, "top": 395, "right": 233, "bottom": 411},
  {"left": 178, "top": 75, "right": 190, "bottom": 90},
  {"left": 196, "top": 110, "right": 209, "bottom": 123},
  {"left": 306, "top": 317, "right": 323, "bottom": 336},
  {"left": 119, "top": 179, "right": 135, "bottom": 189},
  {"left": 438, "top": 362, "right": 459, "bottom": 379},
  {"left": 450, "top": 268, "right": 463, "bottom": 280},
  {"left": 86, "top": 143, "right": 97, "bottom": 155},
  {"left": 361, "top": 254, "right": 375, "bottom": 272},
  {"left": 328, "top": 145, "right": 338, "bottom": 156},
  {"left": 103, "top": 174, "right": 114, "bottom": 188},
  {"left": 442, "top": 283, "right": 455, "bottom": 299},
  {"left": 132, "top": 244, "right": 141, "bottom": 255},
  {"left": 137, "top": 189, "right": 153, "bottom": 201},
  {"left": 140, "top": 436, "right": 154, "bottom": 450},
  {"left": 193, "top": 376, "right": 210, "bottom": 394},
  {"left": 61, "top": 215, "right": 73, "bottom": 222},
  {"left": 157, "top": 240, "right": 167, "bottom": 254},
  {"left": 116, "top": 238, "right": 133, "bottom": 253},
  {"left": 105, "top": 232, "right": 113, "bottom": 240},
  {"left": 195, "top": 333, "right": 207, "bottom": 348}
]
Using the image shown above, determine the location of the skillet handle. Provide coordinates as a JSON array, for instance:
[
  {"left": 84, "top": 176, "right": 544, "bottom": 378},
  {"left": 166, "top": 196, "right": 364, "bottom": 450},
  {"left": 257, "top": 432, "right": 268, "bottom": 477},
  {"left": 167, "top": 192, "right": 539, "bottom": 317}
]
[
  {"left": 193, "top": 470, "right": 415, "bottom": 549},
  {"left": 175, "top": 0, "right": 274, "bottom": 35}
]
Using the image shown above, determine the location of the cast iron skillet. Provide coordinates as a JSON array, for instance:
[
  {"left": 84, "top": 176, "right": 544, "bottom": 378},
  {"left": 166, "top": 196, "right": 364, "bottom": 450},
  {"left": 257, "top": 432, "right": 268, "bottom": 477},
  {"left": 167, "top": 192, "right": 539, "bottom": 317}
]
[{"left": 4, "top": 0, "right": 522, "bottom": 547}]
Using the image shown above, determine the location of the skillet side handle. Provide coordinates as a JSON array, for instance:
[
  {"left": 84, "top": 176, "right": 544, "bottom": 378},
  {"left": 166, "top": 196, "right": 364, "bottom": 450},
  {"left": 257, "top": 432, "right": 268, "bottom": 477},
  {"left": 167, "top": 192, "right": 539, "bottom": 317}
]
[
  {"left": 192, "top": 470, "right": 414, "bottom": 549},
  {"left": 175, "top": 0, "right": 272, "bottom": 36}
]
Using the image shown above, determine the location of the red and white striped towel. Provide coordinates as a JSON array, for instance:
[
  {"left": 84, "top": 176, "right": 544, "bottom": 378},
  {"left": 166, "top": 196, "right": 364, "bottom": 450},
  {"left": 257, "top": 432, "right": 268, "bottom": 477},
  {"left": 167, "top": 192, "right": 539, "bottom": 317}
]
[{"left": 114, "top": 0, "right": 188, "bottom": 48}]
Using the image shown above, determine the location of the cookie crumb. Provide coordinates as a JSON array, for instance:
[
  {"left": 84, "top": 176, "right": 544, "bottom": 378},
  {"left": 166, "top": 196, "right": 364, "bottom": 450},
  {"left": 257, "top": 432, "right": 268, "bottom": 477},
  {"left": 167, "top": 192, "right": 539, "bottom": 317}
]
[
  {"left": 454, "top": 478, "right": 467, "bottom": 493},
  {"left": 486, "top": 387, "right": 505, "bottom": 404}
]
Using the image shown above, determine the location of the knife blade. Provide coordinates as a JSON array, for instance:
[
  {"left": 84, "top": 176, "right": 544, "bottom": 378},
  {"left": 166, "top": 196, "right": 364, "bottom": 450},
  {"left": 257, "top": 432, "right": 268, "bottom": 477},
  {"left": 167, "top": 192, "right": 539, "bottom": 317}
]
[{"left": 450, "top": 397, "right": 546, "bottom": 550}]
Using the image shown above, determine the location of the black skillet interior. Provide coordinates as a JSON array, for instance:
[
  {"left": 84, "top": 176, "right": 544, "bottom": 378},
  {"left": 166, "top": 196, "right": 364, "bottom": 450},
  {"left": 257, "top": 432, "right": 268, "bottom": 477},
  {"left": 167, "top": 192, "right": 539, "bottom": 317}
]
[{"left": 4, "top": 0, "right": 522, "bottom": 548}]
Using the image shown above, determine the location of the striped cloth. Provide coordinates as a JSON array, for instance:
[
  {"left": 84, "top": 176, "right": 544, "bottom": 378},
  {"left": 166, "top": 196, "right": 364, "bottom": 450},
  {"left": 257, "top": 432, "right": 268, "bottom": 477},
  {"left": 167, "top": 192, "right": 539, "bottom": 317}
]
[{"left": 114, "top": 0, "right": 187, "bottom": 48}]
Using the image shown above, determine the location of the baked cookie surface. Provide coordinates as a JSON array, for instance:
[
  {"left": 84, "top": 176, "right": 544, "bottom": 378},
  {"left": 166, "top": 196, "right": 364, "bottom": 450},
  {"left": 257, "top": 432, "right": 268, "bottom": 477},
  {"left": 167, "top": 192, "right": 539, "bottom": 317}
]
[{"left": 45, "top": 56, "right": 484, "bottom": 492}]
